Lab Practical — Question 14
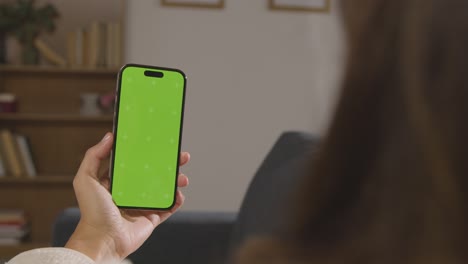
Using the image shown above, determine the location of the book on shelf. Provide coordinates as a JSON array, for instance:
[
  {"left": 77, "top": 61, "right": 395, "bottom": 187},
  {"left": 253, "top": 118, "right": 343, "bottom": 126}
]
[
  {"left": 0, "top": 129, "right": 37, "bottom": 179},
  {"left": 15, "top": 135, "right": 37, "bottom": 178},
  {"left": 66, "top": 31, "right": 77, "bottom": 67},
  {"left": 0, "top": 210, "right": 29, "bottom": 245},
  {"left": 34, "top": 39, "right": 67, "bottom": 67},
  {"left": 0, "top": 225, "right": 29, "bottom": 239},
  {"left": 0, "top": 130, "right": 23, "bottom": 178},
  {"left": 77, "top": 28, "right": 85, "bottom": 67},
  {"left": 113, "top": 22, "right": 122, "bottom": 69},
  {"left": 0, "top": 150, "right": 5, "bottom": 178},
  {"left": 106, "top": 21, "right": 122, "bottom": 69},
  {"left": 67, "top": 20, "right": 122, "bottom": 69},
  {"left": 0, "top": 210, "right": 25, "bottom": 223},
  {"left": 0, "top": 237, "right": 22, "bottom": 245},
  {"left": 106, "top": 22, "right": 114, "bottom": 69},
  {"left": 67, "top": 28, "right": 86, "bottom": 67}
]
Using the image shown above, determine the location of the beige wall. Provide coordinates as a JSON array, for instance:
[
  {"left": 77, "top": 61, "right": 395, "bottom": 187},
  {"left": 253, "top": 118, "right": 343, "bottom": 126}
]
[{"left": 125, "top": 0, "right": 344, "bottom": 211}]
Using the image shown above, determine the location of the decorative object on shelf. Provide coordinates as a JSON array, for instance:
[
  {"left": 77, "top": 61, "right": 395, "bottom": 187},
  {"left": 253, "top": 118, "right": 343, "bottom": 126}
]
[
  {"left": 269, "top": 0, "right": 331, "bottom": 13},
  {"left": 80, "top": 93, "right": 101, "bottom": 116},
  {"left": 0, "top": 93, "right": 17, "bottom": 113},
  {"left": 0, "top": 3, "right": 18, "bottom": 64},
  {"left": 98, "top": 92, "right": 116, "bottom": 114},
  {"left": 34, "top": 38, "right": 66, "bottom": 67},
  {"left": 161, "top": 0, "right": 225, "bottom": 9},
  {"left": 5, "top": 0, "right": 59, "bottom": 65}
]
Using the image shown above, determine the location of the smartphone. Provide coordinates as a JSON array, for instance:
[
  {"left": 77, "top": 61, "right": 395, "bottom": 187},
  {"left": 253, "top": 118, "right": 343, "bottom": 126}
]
[{"left": 110, "top": 64, "right": 187, "bottom": 210}]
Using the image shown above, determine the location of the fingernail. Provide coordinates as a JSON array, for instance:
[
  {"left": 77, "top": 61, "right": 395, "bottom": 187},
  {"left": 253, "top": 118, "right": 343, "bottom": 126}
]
[{"left": 102, "top": 133, "right": 111, "bottom": 142}]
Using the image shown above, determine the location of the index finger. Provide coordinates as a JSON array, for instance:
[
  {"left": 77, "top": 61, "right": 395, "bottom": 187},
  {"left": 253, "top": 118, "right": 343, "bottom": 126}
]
[{"left": 76, "top": 133, "right": 114, "bottom": 180}]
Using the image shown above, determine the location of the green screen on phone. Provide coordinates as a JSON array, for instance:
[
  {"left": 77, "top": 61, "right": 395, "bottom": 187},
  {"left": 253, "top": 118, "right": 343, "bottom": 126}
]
[{"left": 111, "top": 64, "right": 186, "bottom": 210}]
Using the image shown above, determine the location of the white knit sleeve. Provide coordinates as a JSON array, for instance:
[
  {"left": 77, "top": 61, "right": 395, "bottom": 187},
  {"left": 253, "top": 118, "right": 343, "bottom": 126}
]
[{"left": 7, "top": 247, "right": 95, "bottom": 264}]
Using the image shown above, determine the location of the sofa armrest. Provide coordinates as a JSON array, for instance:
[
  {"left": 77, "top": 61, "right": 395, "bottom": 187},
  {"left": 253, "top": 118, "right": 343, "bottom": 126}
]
[
  {"left": 53, "top": 208, "right": 237, "bottom": 264},
  {"left": 52, "top": 207, "right": 81, "bottom": 247}
]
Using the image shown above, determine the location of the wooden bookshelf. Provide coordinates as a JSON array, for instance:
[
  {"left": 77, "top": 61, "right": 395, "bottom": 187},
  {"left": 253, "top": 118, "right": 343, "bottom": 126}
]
[
  {"left": 0, "top": 113, "right": 113, "bottom": 122},
  {"left": 0, "top": 65, "right": 121, "bottom": 74},
  {"left": 0, "top": 0, "right": 125, "bottom": 260},
  {"left": 0, "top": 175, "right": 74, "bottom": 184},
  {"left": 0, "top": 65, "right": 116, "bottom": 259}
]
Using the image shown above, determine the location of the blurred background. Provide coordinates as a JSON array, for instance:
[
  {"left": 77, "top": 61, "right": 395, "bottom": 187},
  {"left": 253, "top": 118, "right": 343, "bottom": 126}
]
[
  {"left": 125, "top": 0, "right": 344, "bottom": 211},
  {"left": 0, "top": 0, "right": 343, "bottom": 259},
  {"left": 2, "top": 0, "right": 344, "bottom": 211}
]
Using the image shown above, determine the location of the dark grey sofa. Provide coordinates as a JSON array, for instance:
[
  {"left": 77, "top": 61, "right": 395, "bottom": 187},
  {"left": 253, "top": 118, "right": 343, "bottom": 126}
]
[{"left": 52, "top": 131, "right": 319, "bottom": 264}]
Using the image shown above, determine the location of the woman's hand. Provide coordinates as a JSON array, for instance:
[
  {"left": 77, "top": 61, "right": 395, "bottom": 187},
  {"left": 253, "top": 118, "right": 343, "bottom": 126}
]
[{"left": 65, "top": 133, "right": 190, "bottom": 263}]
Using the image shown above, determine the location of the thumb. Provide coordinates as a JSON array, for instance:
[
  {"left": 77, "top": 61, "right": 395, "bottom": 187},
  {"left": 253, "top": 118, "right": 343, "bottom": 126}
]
[{"left": 76, "top": 133, "right": 114, "bottom": 181}]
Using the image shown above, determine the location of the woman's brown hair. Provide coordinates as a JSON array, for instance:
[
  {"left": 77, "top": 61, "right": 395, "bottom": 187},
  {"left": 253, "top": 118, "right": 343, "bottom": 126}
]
[{"left": 238, "top": 0, "right": 468, "bottom": 263}]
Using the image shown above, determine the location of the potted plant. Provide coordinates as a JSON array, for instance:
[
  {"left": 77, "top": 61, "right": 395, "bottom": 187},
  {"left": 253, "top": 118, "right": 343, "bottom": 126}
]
[{"left": 5, "top": 0, "right": 59, "bottom": 65}]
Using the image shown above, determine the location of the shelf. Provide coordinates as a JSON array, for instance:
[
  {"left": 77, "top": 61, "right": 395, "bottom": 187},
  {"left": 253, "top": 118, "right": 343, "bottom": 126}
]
[
  {"left": 0, "top": 65, "right": 120, "bottom": 75},
  {"left": 0, "top": 113, "right": 113, "bottom": 123},
  {"left": 0, "top": 175, "right": 73, "bottom": 185},
  {"left": 0, "top": 241, "right": 49, "bottom": 259}
]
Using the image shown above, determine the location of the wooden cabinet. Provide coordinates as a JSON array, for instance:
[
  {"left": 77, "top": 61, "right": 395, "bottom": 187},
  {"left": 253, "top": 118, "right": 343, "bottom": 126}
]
[{"left": 0, "top": 65, "right": 117, "bottom": 259}]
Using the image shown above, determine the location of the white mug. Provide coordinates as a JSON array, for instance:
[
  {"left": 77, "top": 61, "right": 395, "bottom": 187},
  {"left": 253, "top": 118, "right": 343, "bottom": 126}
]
[{"left": 80, "top": 93, "right": 101, "bottom": 116}]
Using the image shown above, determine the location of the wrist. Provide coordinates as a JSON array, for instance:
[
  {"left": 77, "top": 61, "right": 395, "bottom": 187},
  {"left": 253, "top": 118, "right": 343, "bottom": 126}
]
[{"left": 65, "top": 223, "right": 121, "bottom": 263}]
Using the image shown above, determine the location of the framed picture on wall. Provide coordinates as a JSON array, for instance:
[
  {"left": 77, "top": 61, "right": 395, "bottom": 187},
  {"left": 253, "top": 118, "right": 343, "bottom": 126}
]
[
  {"left": 269, "top": 0, "right": 331, "bottom": 13},
  {"left": 161, "top": 0, "right": 225, "bottom": 9}
]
